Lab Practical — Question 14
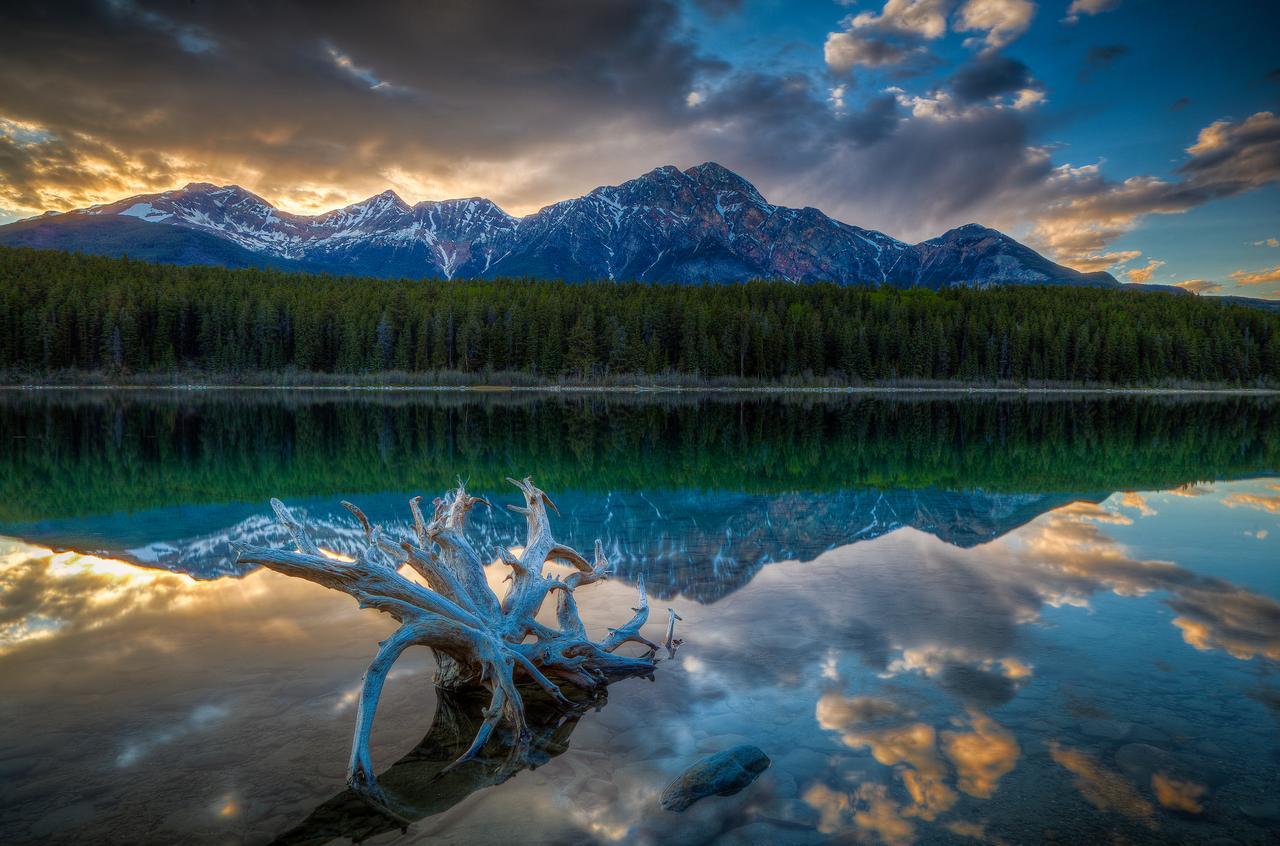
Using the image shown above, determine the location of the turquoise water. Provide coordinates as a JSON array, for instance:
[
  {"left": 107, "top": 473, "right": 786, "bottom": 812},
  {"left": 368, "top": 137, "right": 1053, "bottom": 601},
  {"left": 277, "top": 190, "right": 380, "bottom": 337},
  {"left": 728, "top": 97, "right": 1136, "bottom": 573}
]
[{"left": 0, "top": 392, "right": 1277, "bottom": 844}]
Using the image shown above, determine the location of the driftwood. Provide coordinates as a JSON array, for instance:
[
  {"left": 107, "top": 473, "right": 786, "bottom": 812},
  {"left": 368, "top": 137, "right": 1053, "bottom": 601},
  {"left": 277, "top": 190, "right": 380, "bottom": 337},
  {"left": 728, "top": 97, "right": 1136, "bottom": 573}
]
[{"left": 235, "top": 477, "right": 675, "bottom": 808}]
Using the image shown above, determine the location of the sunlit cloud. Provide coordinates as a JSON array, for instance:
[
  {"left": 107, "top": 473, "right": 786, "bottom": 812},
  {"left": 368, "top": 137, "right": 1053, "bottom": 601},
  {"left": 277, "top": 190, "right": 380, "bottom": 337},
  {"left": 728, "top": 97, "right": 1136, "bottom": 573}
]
[
  {"left": 1029, "top": 111, "right": 1280, "bottom": 272},
  {"left": 1064, "top": 0, "right": 1121, "bottom": 23},
  {"left": 1228, "top": 265, "right": 1280, "bottom": 287},
  {"left": 1118, "top": 491, "right": 1156, "bottom": 517},
  {"left": 1152, "top": 772, "right": 1206, "bottom": 814},
  {"left": 825, "top": 0, "right": 950, "bottom": 73},
  {"left": 1221, "top": 491, "right": 1280, "bottom": 513},
  {"left": 1049, "top": 741, "right": 1155, "bottom": 823},
  {"left": 1124, "top": 258, "right": 1165, "bottom": 283},
  {"left": 1174, "top": 279, "right": 1224, "bottom": 295},
  {"left": 812, "top": 693, "right": 1019, "bottom": 838},
  {"left": 942, "top": 712, "right": 1019, "bottom": 799},
  {"left": 954, "top": 0, "right": 1035, "bottom": 50},
  {"left": 0, "top": 540, "right": 195, "bottom": 653},
  {"left": 1067, "top": 249, "right": 1142, "bottom": 272}
]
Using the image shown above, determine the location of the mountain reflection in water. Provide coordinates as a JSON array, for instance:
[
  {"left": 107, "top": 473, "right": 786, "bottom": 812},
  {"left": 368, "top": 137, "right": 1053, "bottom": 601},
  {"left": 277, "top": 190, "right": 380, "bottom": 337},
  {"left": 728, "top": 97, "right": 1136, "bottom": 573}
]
[{"left": 0, "top": 392, "right": 1278, "bottom": 845}]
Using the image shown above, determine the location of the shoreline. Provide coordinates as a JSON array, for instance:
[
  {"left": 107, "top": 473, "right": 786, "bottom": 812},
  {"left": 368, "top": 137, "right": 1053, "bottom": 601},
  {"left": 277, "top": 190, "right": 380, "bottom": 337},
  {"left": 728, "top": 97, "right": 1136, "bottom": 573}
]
[{"left": 2, "top": 383, "right": 1278, "bottom": 396}]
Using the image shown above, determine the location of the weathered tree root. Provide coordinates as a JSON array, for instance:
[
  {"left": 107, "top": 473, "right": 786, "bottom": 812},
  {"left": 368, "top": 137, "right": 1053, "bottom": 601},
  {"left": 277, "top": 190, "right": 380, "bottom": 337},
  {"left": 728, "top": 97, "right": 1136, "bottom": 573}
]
[{"left": 235, "top": 476, "right": 679, "bottom": 806}]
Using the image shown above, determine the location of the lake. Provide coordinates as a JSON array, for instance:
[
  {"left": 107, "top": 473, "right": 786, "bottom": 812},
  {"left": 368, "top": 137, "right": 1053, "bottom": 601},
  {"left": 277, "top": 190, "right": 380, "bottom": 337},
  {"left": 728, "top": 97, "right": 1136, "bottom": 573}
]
[{"left": 1, "top": 390, "right": 1278, "bottom": 845}]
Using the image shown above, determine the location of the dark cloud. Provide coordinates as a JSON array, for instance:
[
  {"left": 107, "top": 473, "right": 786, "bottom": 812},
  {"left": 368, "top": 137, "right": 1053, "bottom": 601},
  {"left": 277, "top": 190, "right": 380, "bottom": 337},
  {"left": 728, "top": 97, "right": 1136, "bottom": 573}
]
[
  {"left": 1085, "top": 43, "right": 1130, "bottom": 64},
  {"left": 1170, "top": 96, "right": 1191, "bottom": 111},
  {"left": 695, "top": 72, "right": 901, "bottom": 164},
  {"left": 939, "top": 663, "right": 1018, "bottom": 708},
  {"left": 1078, "top": 43, "right": 1129, "bottom": 81},
  {"left": 950, "top": 55, "right": 1036, "bottom": 103},
  {"left": 0, "top": 0, "right": 721, "bottom": 213},
  {"left": 0, "top": 0, "right": 1067, "bottom": 242}
]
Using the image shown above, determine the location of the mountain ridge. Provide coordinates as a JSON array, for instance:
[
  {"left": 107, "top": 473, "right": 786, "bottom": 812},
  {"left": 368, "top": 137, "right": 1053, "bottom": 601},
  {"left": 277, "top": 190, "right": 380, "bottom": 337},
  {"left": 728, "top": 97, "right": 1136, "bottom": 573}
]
[{"left": 1, "top": 161, "right": 1119, "bottom": 288}]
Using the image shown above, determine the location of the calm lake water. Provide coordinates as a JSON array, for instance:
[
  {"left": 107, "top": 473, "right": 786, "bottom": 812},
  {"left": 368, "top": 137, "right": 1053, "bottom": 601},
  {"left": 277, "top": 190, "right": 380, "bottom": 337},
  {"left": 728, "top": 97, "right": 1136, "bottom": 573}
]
[{"left": 1, "top": 390, "right": 1278, "bottom": 845}]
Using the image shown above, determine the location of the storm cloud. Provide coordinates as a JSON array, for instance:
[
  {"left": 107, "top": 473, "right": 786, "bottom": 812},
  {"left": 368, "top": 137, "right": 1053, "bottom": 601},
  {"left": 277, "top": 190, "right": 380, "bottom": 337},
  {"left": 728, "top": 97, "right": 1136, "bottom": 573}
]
[{"left": 949, "top": 54, "right": 1038, "bottom": 103}]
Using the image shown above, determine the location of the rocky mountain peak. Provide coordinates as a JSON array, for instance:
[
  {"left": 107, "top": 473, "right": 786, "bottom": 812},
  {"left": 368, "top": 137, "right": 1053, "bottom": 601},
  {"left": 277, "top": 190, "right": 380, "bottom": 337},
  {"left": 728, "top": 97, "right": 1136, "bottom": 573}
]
[
  {"left": 684, "top": 161, "right": 768, "bottom": 205},
  {"left": 1, "top": 164, "right": 1119, "bottom": 288}
]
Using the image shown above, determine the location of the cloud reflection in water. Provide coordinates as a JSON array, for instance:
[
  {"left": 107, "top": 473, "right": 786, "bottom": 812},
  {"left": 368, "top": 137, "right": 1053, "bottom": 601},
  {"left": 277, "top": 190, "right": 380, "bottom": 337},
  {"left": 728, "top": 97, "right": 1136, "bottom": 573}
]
[{"left": 0, "top": 478, "right": 1277, "bottom": 844}]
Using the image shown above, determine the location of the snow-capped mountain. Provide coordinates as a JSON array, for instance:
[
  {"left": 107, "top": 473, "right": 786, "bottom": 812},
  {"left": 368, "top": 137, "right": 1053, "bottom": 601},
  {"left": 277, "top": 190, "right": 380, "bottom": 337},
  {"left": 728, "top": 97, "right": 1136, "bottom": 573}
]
[{"left": 0, "top": 162, "right": 1118, "bottom": 287}]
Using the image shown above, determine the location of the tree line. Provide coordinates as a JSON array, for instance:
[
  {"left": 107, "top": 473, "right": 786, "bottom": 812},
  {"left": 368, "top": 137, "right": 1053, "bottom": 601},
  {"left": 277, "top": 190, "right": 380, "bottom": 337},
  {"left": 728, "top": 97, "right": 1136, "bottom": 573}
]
[{"left": 2, "top": 246, "right": 1278, "bottom": 385}]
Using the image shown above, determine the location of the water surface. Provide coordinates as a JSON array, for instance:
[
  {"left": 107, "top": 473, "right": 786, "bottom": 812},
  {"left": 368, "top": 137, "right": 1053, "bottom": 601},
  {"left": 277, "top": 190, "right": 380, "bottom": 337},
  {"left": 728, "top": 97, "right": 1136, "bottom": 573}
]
[{"left": 1, "top": 391, "right": 1278, "bottom": 845}]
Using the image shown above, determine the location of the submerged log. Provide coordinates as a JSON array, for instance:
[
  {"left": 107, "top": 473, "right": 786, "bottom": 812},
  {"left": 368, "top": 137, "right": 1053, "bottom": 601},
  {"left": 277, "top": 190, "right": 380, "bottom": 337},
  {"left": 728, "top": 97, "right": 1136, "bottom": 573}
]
[{"left": 236, "top": 476, "right": 679, "bottom": 807}]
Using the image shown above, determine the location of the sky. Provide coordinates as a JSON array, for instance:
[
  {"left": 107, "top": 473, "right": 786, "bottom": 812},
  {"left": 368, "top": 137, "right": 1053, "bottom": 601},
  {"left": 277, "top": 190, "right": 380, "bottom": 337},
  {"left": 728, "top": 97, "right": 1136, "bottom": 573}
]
[{"left": 0, "top": 0, "right": 1277, "bottom": 296}]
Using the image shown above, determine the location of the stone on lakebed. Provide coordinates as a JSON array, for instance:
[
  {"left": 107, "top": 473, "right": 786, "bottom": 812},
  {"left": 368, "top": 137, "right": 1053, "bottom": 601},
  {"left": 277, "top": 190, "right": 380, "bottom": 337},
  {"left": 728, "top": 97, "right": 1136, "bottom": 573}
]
[{"left": 660, "top": 744, "right": 771, "bottom": 812}]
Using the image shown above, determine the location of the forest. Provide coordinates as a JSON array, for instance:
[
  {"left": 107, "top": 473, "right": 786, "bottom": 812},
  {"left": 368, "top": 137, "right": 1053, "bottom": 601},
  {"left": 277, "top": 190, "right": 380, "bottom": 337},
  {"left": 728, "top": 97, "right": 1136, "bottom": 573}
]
[{"left": 2, "top": 245, "right": 1278, "bottom": 386}]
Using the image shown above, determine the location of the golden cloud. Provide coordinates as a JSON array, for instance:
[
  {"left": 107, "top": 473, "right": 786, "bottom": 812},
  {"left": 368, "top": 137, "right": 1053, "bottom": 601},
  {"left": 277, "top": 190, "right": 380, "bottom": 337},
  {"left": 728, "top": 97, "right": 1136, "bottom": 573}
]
[
  {"left": 941, "top": 712, "right": 1020, "bottom": 799},
  {"left": 1221, "top": 492, "right": 1280, "bottom": 513},
  {"left": 1048, "top": 742, "right": 1155, "bottom": 824},
  {"left": 1029, "top": 112, "right": 1280, "bottom": 270},
  {"left": 1124, "top": 259, "right": 1165, "bottom": 283},
  {"left": 1228, "top": 265, "right": 1280, "bottom": 286},
  {"left": 1152, "top": 772, "right": 1205, "bottom": 814},
  {"left": 1174, "top": 279, "right": 1224, "bottom": 295},
  {"left": 1118, "top": 491, "right": 1157, "bottom": 517},
  {"left": 815, "top": 690, "right": 1021, "bottom": 833}
]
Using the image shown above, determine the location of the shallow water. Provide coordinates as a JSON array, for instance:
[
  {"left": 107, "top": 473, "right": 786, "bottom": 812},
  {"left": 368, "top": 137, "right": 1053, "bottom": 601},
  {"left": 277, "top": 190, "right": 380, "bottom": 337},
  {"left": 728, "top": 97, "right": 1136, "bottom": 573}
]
[{"left": 1, "top": 391, "right": 1278, "bottom": 845}]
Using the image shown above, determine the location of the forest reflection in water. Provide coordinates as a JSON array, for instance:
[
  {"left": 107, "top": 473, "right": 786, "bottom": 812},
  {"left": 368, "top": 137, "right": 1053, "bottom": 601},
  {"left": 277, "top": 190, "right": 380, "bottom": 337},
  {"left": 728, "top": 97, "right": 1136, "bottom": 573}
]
[{"left": 1, "top": 469, "right": 1279, "bottom": 844}]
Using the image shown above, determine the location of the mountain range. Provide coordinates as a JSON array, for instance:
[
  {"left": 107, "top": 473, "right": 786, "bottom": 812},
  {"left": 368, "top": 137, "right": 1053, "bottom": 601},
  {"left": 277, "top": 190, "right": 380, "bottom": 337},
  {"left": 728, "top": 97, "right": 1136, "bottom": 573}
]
[{"left": 0, "top": 162, "right": 1122, "bottom": 288}]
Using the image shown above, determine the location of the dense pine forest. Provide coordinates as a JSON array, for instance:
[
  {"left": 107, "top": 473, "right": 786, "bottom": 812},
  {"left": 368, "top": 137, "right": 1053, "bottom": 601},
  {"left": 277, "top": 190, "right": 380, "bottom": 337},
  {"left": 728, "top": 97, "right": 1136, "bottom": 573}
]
[{"left": 2, "top": 246, "right": 1278, "bottom": 386}]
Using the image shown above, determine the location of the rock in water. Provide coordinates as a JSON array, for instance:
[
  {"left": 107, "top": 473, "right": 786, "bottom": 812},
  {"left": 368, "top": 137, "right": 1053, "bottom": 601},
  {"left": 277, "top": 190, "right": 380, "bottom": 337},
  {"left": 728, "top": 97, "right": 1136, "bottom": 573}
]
[{"left": 660, "top": 744, "right": 771, "bottom": 812}]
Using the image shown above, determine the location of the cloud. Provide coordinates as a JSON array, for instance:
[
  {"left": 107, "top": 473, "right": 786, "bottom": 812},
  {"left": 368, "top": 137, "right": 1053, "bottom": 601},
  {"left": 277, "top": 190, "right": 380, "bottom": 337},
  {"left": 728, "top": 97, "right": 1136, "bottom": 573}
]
[
  {"left": 1049, "top": 742, "right": 1155, "bottom": 822},
  {"left": 1174, "top": 279, "right": 1224, "bottom": 294},
  {"left": 849, "top": 0, "right": 953, "bottom": 39},
  {"left": 1118, "top": 491, "right": 1156, "bottom": 517},
  {"left": 1124, "top": 258, "right": 1165, "bottom": 283},
  {"left": 1029, "top": 111, "right": 1280, "bottom": 266},
  {"left": 1065, "top": 0, "right": 1122, "bottom": 23},
  {"left": 941, "top": 712, "right": 1020, "bottom": 798},
  {"left": 824, "top": 0, "right": 951, "bottom": 72},
  {"left": 949, "top": 54, "right": 1038, "bottom": 103},
  {"left": 813, "top": 694, "right": 1019, "bottom": 835},
  {"left": 825, "top": 29, "right": 922, "bottom": 70},
  {"left": 1229, "top": 265, "right": 1280, "bottom": 286},
  {"left": 954, "top": 0, "right": 1036, "bottom": 50},
  {"left": 1068, "top": 250, "right": 1142, "bottom": 272},
  {"left": 1221, "top": 490, "right": 1280, "bottom": 512},
  {"left": 1079, "top": 43, "right": 1130, "bottom": 80},
  {"left": 0, "top": 0, "right": 722, "bottom": 216},
  {"left": 1152, "top": 773, "right": 1206, "bottom": 814},
  {"left": 1254, "top": 238, "right": 1279, "bottom": 247},
  {"left": 1086, "top": 43, "right": 1130, "bottom": 64},
  {"left": 1171, "top": 96, "right": 1191, "bottom": 111}
]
